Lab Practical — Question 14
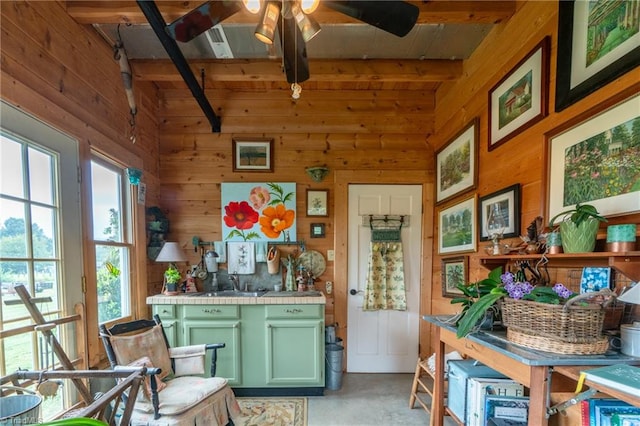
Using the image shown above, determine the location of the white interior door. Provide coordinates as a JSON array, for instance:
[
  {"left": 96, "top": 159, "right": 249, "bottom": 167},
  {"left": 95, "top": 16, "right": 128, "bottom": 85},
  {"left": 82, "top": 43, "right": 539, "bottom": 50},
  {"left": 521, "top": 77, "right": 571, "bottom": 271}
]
[{"left": 346, "top": 184, "right": 422, "bottom": 372}]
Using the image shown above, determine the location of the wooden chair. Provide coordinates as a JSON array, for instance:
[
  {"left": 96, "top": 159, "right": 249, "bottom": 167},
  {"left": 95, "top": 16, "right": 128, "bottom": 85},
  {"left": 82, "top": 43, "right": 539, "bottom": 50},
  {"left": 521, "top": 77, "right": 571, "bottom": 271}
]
[{"left": 99, "top": 315, "right": 241, "bottom": 425}]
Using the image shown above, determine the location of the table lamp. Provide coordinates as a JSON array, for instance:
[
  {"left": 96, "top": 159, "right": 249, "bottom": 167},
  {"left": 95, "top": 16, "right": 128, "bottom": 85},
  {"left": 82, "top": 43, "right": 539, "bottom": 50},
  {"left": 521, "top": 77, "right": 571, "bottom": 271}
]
[{"left": 156, "top": 242, "right": 187, "bottom": 295}]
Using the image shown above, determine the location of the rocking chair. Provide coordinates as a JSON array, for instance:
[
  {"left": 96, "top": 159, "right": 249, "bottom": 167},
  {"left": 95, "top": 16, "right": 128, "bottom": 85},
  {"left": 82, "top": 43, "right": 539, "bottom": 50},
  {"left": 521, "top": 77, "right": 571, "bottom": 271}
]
[{"left": 99, "top": 315, "right": 240, "bottom": 425}]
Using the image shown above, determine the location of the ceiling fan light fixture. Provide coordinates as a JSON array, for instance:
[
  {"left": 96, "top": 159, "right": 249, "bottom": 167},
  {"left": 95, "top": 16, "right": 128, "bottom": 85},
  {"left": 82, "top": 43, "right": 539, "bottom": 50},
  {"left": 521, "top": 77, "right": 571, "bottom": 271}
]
[
  {"left": 292, "top": 3, "right": 321, "bottom": 42},
  {"left": 254, "top": 1, "right": 281, "bottom": 44},
  {"left": 243, "top": 0, "right": 262, "bottom": 14},
  {"left": 300, "top": 0, "right": 320, "bottom": 14}
]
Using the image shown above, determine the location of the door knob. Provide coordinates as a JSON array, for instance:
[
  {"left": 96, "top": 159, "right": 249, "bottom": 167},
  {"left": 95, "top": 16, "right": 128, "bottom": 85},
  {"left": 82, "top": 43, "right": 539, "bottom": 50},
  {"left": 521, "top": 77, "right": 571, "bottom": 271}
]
[{"left": 350, "top": 289, "right": 361, "bottom": 295}]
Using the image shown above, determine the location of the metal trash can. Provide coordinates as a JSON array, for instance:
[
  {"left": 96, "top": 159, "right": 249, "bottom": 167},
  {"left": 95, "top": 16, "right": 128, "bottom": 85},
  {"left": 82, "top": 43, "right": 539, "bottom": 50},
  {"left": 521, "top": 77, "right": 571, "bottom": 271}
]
[{"left": 325, "top": 342, "right": 344, "bottom": 390}]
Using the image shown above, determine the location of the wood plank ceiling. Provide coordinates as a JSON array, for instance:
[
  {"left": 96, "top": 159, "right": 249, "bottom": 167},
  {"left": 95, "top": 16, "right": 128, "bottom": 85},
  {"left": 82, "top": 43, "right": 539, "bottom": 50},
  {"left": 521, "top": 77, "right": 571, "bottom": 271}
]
[{"left": 65, "top": 1, "right": 516, "bottom": 92}]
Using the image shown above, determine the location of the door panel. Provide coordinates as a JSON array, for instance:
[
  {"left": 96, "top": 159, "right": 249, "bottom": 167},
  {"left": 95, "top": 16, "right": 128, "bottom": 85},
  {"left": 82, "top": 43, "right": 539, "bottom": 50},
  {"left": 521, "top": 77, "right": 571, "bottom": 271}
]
[{"left": 347, "top": 185, "right": 422, "bottom": 372}]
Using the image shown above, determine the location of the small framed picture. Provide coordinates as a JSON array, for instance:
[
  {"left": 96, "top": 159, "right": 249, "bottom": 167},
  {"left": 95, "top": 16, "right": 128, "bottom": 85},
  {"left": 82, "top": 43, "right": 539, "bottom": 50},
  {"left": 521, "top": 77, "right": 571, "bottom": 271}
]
[
  {"left": 478, "top": 184, "right": 521, "bottom": 242},
  {"left": 438, "top": 195, "right": 477, "bottom": 255},
  {"left": 307, "top": 189, "right": 329, "bottom": 217},
  {"left": 580, "top": 267, "right": 612, "bottom": 294},
  {"left": 310, "top": 223, "right": 325, "bottom": 238},
  {"left": 435, "top": 118, "right": 479, "bottom": 205},
  {"left": 232, "top": 139, "right": 273, "bottom": 172},
  {"left": 488, "top": 37, "right": 550, "bottom": 150},
  {"left": 441, "top": 256, "right": 468, "bottom": 298}
]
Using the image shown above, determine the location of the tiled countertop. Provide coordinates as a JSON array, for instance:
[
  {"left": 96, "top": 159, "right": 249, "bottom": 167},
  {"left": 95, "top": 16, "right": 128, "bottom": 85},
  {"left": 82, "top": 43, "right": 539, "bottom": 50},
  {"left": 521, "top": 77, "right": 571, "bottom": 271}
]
[{"left": 147, "top": 291, "right": 326, "bottom": 305}]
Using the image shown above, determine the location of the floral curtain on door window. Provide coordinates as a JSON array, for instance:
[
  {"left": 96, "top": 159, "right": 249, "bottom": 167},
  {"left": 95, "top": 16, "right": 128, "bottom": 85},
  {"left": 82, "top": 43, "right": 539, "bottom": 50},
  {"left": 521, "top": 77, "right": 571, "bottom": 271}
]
[{"left": 362, "top": 242, "right": 407, "bottom": 311}]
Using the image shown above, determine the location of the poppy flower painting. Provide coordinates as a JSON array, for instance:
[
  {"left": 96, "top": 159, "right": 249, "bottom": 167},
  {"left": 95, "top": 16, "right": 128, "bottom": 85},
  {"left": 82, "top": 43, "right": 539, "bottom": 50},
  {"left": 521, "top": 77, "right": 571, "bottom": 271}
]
[{"left": 222, "top": 182, "right": 296, "bottom": 242}]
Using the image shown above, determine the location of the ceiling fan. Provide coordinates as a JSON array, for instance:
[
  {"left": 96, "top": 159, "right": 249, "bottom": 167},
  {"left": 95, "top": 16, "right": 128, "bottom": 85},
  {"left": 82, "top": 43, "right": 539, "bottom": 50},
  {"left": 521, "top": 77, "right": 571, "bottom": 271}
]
[{"left": 164, "top": 0, "right": 420, "bottom": 85}]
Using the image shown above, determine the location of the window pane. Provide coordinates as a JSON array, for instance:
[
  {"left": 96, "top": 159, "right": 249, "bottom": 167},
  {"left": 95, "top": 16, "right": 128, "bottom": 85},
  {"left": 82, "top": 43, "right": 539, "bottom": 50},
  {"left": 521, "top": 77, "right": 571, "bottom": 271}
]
[
  {"left": 91, "top": 162, "right": 123, "bottom": 242},
  {"left": 31, "top": 205, "right": 56, "bottom": 259},
  {"left": 0, "top": 199, "right": 28, "bottom": 258},
  {"left": 0, "top": 135, "right": 25, "bottom": 198},
  {"left": 35, "top": 261, "right": 59, "bottom": 303},
  {"left": 0, "top": 260, "right": 30, "bottom": 322},
  {"left": 28, "top": 146, "right": 55, "bottom": 205},
  {"left": 96, "top": 244, "right": 130, "bottom": 323}
]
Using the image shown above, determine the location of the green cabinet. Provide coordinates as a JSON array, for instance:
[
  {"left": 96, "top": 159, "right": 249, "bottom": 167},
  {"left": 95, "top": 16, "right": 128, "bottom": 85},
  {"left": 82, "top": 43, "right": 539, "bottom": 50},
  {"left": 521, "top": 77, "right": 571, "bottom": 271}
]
[
  {"left": 152, "top": 304, "right": 179, "bottom": 347},
  {"left": 182, "top": 305, "right": 241, "bottom": 385},
  {"left": 149, "top": 302, "right": 324, "bottom": 393}
]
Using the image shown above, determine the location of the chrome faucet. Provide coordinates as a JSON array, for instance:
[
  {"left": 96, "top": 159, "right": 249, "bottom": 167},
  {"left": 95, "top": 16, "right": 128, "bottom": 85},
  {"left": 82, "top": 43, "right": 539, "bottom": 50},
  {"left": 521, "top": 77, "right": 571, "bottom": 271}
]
[{"left": 230, "top": 272, "right": 241, "bottom": 292}]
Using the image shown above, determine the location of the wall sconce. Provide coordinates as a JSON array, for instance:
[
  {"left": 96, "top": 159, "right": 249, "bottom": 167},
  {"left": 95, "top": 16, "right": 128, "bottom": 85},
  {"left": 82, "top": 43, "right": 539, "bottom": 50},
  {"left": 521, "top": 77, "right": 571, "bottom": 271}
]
[{"left": 306, "top": 166, "right": 329, "bottom": 182}]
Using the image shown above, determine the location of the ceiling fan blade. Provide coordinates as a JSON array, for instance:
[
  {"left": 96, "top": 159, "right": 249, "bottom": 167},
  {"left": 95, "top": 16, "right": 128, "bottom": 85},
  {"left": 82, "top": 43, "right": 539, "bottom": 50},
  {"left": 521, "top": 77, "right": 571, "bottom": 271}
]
[
  {"left": 324, "top": 0, "right": 419, "bottom": 37},
  {"left": 278, "top": 16, "right": 310, "bottom": 84},
  {"left": 166, "top": 1, "right": 242, "bottom": 43}
]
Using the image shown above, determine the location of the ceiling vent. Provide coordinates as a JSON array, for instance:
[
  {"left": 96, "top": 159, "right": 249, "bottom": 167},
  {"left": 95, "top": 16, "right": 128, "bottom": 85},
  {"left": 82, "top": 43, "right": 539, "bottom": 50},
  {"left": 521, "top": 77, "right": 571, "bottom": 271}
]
[{"left": 205, "top": 24, "right": 234, "bottom": 59}]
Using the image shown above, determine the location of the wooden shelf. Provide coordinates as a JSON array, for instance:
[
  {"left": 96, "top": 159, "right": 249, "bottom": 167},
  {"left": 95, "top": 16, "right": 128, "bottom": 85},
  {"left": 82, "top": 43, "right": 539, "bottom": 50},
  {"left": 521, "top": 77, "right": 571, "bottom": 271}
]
[
  {"left": 479, "top": 252, "right": 640, "bottom": 281},
  {"left": 553, "top": 365, "right": 640, "bottom": 408}
]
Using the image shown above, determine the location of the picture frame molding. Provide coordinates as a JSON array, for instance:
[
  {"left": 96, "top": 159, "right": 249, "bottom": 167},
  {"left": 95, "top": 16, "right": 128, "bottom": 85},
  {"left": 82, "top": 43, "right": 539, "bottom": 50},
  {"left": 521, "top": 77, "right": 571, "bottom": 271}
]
[
  {"left": 441, "top": 255, "right": 468, "bottom": 298},
  {"left": 488, "top": 37, "right": 550, "bottom": 151},
  {"left": 544, "top": 89, "right": 640, "bottom": 222},
  {"left": 438, "top": 195, "right": 477, "bottom": 255},
  {"left": 232, "top": 138, "right": 274, "bottom": 172},
  {"left": 306, "top": 189, "right": 329, "bottom": 217},
  {"left": 435, "top": 118, "right": 479, "bottom": 205},
  {"left": 478, "top": 184, "right": 521, "bottom": 242},
  {"left": 555, "top": 0, "right": 640, "bottom": 112}
]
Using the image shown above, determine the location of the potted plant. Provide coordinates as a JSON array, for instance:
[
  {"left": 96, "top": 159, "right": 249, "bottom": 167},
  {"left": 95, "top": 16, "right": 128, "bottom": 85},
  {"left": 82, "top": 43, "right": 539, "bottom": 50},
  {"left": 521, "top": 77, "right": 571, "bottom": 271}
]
[
  {"left": 452, "top": 267, "right": 578, "bottom": 338},
  {"left": 548, "top": 203, "right": 607, "bottom": 253},
  {"left": 163, "top": 266, "right": 182, "bottom": 295}
]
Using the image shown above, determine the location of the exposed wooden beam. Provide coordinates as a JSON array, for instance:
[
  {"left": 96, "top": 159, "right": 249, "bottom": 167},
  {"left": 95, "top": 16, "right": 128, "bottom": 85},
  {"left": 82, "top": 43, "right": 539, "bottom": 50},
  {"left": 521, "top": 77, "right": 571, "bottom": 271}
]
[
  {"left": 65, "top": 1, "right": 515, "bottom": 25},
  {"left": 132, "top": 59, "right": 462, "bottom": 83}
]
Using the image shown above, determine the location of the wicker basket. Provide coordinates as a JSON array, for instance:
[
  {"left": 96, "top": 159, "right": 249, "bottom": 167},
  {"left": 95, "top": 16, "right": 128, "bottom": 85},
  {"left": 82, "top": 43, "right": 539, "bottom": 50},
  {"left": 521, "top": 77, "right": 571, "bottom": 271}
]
[
  {"left": 506, "top": 329, "right": 610, "bottom": 355},
  {"left": 501, "top": 289, "right": 614, "bottom": 344}
]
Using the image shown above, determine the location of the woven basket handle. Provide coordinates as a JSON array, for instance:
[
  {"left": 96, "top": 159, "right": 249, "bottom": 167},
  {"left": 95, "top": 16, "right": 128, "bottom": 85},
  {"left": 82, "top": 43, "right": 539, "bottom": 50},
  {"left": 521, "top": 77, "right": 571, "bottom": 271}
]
[{"left": 563, "top": 288, "right": 615, "bottom": 310}]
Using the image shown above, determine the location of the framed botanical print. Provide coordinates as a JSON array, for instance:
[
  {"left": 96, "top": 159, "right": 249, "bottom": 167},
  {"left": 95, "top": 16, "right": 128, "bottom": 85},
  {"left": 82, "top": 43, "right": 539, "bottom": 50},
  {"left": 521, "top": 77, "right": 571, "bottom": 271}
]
[
  {"left": 555, "top": 1, "right": 640, "bottom": 111},
  {"left": 435, "top": 118, "right": 479, "bottom": 205},
  {"left": 441, "top": 256, "right": 468, "bottom": 298},
  {"left": 307, "top": 189, "right": 329, "bottom": 217},
  {"left": 546, "top": 92, "right": 640, "bottom": 221}
]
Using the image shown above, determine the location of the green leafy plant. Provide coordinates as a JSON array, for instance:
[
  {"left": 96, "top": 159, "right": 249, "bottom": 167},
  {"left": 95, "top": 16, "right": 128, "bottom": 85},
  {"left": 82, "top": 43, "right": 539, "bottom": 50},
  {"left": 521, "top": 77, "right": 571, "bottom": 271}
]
[
  {"left": 452, "top": 267, "right": 578, "bottom": 338},
  {"left": 164, "top": 266, "right": 182, "bottom": 284},
  {"left": 548, "top": 203, "right": 607, "bottom": 229}
]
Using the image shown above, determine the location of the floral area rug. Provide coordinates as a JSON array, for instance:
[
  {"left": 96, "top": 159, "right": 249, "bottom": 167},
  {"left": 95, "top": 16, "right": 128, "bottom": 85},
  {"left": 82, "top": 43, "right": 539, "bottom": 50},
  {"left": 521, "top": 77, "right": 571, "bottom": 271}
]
[{"left": 235, "top": 397, "right": 307, "bottom": 426}]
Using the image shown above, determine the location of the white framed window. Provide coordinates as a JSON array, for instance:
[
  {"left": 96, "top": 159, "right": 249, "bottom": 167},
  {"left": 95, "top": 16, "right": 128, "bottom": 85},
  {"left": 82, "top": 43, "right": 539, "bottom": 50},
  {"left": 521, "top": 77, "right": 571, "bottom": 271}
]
[
  {"left": 90, "top": 156, "right": 133, "bottom": 323},
  {"left": 0, "top": 101, "right": 82, "bottom": 418}
]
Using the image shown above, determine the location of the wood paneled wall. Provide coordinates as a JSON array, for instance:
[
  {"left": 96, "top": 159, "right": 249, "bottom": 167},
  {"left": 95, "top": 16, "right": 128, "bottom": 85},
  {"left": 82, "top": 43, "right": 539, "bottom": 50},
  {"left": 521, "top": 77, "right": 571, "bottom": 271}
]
[
  {"left": 0, "top": 1, "right": 160, "bottom": 366},
  {"left": 430, "top": 0, "right": 640, "bottom": 352}
]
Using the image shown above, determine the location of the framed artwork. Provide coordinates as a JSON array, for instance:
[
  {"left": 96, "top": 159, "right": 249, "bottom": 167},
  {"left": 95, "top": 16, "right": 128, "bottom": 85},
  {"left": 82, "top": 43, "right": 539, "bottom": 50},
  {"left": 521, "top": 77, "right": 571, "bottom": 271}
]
[
  {"left": 579, "top": 267, "right": 612, "bottom": 294},
  {"left": 227, "top": 241, "right": 256, "bottom": 275},
  {"left": 221, "top": 182, "right": 297, "bottom": 242},
  {"left": 546, "top": 92, "right": 640, "bottom": 221},
  {"left": 438, "top": 195, "right": 477, "bottom": 255},
  {"left": 555, "top": 1, "right": 640, "bottom": 112},
  {"left": 478, "top": 184, "right": 521, "bottom": 242},
  {"left": 307, "top": 189, "right": 329, "bottom": 217},
  {"left": 441, "top": 256, "right": 468, "bottom": 298},
  {"left": 489, "top": 37, "right": 550, "bottom": 151},
  {"left": 232, "top": 139, "right": 273, "bottom": 172},
  {"left": 435, "top": 118, "right": 479, "bottom": 205},
  {"left": 310, "top": 223, "right": 326, "bottom": 238}
]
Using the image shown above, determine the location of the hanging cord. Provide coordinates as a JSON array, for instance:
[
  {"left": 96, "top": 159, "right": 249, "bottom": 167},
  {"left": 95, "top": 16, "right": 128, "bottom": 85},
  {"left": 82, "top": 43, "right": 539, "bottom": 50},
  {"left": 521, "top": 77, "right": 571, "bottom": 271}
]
[
  {"left": 290, "top": 8, "right": 302, "bottom": 100},
  {"left": 113, "top": 23, "right": 137, "bottom": 143}
]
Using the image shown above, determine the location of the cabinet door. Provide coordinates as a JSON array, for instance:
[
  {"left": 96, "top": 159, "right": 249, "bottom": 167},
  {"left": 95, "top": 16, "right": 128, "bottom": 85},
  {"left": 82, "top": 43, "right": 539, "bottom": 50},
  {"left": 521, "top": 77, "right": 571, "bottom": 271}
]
[
  {"left": 152, "top": 305, "right": 179, "bottom": 347},
  {"left": 183, "top": 320, "right": 242, "bottom": 385},
  {"left": 265, "top": 319, "right": 324, "bottom": 386}
]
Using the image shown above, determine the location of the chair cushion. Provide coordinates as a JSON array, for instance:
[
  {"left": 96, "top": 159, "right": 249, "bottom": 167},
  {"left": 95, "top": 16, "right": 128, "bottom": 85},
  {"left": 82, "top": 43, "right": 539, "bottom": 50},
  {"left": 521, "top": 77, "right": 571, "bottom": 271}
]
[
  {"left": 109, "top": 324, "right": 172, "bottom": 381},
  {"left": 133, "top": 376, "right": 229, "bottom": 416}
]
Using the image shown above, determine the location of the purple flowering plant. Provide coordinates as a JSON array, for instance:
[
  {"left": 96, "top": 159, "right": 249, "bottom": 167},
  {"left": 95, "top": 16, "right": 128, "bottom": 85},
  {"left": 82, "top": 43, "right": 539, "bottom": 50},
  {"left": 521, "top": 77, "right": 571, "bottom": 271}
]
[{"left": 453, "top": 267, "right": 577, "bottom": 338}]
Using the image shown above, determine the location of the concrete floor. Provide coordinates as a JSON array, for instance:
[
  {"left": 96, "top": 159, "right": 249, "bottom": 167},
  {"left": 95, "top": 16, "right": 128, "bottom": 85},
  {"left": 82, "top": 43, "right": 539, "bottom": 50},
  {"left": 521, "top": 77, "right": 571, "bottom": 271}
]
[{"left": 307, "top": 373, "right": 438, "bottom": 426}]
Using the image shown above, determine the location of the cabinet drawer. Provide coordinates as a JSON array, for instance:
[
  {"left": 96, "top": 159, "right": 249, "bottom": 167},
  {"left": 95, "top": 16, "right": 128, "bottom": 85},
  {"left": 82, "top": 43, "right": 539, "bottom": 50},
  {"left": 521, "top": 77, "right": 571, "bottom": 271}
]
[
  {"left": 153, "top": 305, "right": 177, "bottom": 319},
  {"left": 265, "top": 305, "right": 323, "bottom": 319},
  {"left": 183, "top": 305, "right": 239, "bottom": 319}
]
